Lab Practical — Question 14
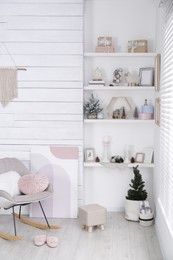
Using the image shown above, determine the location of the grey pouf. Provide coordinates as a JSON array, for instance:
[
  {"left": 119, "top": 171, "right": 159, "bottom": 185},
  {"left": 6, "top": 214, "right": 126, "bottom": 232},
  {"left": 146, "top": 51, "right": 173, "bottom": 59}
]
[{"left": 78, "top": 204, "right": 107, "bottom": 232}]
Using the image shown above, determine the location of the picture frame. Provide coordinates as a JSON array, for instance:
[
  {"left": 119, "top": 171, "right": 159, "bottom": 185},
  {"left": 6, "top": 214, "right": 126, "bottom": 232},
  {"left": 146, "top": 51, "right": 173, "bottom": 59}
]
[
  {"left": 143, "top": 148, "right": 154, "bottom": 163},
  {"left": 139, "top": 67, "right": 154, "bottom": 86},
  {"left": 135, "top": 152, "right": 145, "bottom": 163},
  {"left": 84, "top": 148, "right": 95, "bottom": 162}
]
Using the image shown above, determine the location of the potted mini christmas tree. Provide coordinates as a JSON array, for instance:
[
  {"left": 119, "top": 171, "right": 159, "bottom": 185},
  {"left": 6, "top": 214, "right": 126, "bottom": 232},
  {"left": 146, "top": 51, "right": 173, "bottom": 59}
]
[
  {"left": 84, "top": 94, "right": 103, "bottom": 119},
  {"left": 125, "top": 165, "right": 148, "bottom": 221}
]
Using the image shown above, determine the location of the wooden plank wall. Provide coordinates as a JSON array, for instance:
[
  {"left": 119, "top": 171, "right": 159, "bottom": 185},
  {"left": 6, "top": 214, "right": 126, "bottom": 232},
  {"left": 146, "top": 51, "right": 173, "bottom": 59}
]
[{"left": 0, "top": 0, "right": 84, "bottom": 208}]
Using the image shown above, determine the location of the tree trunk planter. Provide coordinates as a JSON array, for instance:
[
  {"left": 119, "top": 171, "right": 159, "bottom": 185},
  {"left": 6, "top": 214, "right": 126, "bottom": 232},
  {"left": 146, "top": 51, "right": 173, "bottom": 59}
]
[{"left": 124, "top": 199, "right": 141, "bottom": 221}]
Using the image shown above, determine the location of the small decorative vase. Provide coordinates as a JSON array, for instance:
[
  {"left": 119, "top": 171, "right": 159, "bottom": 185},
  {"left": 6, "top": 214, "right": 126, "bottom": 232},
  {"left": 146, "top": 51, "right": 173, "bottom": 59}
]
[
  {"left": 88, "top": 113, "right": 97, "bottom": 119},
  {"left": 97, "top": 112, "right": 104, "bottom": 119}
]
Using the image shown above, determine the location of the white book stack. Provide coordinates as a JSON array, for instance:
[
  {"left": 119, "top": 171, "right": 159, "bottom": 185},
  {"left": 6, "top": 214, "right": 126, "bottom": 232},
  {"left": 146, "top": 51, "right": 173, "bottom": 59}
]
[{"left": 88, "top": 80, "right": 105, "bottom": 87}]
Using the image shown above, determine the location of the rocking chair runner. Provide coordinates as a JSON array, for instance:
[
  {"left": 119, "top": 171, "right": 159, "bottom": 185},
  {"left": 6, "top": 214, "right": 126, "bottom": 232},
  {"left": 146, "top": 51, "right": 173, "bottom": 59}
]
[{"left": 0, "top": 157, "right": 60, "bottom": 240}]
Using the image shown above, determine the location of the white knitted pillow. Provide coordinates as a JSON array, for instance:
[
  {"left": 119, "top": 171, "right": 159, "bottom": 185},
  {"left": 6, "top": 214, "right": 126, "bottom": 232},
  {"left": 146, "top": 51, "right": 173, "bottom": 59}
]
[
  {"left": 0, "top": 171, "right": 21, "bottom": 207},
  {"left": 18, "top": 174, "right": 49, "bottom": 195},
  {"left": 0, "top": 171, "right": 21, "bottom": 196}
]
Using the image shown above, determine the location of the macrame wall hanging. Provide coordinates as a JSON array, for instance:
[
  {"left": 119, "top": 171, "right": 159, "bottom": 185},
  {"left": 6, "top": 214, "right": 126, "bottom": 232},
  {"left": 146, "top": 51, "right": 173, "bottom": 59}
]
[{"left": 0, "top": 42, "right": 26, "bottom": 107}]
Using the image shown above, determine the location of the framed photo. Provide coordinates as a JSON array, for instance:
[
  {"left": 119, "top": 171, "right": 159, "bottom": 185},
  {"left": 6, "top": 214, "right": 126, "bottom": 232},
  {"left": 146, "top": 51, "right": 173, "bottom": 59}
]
[
  {"left": 135, "top": 152, "right": 145, "bottom": 163},
  {"left": 143, "top": 148, "right": 154, "bottom": 163},
  {"left": 139, "top": 67, "right": 154, "bottom": 86},
  {"left": 85, "top": 148, "right": 95, "bottom": 162}
]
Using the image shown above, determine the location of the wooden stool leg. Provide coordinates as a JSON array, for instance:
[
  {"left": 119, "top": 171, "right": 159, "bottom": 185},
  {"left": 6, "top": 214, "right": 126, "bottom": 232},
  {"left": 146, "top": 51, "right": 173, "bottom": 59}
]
[
  {"left": 99, "top": 224, "right": 104, "bottom": 231},
  {"left": 88, "top": 226, "right": 92, "bottom": 233}
]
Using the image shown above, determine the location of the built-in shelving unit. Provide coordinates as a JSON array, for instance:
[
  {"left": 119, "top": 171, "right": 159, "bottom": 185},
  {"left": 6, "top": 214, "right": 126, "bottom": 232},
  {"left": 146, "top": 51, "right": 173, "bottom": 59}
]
[
  {"left": 82, "top": 0, "right": 161, "bottom": 213},
  {"left": 83, "top": 0, "right": 159, "bottom": 210},
  {"left": 83, "top": 52, "right": 157, "bottom": 167}
]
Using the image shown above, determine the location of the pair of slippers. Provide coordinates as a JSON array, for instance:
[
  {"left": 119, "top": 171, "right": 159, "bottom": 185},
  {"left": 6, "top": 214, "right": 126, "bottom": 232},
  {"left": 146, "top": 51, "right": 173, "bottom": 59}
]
[{"left": 34, "top": 235, "right": 59, "bottom": 248}]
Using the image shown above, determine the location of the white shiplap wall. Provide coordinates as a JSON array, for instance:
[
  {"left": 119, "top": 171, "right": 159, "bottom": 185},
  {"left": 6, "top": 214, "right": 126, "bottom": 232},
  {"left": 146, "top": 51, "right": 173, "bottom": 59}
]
[{"left": 0, "top": 0, "right": 84, "bottom": 206}]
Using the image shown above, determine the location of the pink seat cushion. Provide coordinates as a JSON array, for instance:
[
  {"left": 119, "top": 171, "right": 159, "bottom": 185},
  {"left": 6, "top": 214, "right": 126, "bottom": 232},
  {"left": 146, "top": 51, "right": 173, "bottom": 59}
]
[{"left": 18, "top": 174, "right": 49, "bottom": 195}]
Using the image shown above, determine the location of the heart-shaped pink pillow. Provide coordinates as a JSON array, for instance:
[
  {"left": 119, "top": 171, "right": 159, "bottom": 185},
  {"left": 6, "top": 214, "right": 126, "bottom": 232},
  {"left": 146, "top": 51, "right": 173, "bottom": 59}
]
[{"left": 18, "top": 174, "right": 49, "bottom": 195}]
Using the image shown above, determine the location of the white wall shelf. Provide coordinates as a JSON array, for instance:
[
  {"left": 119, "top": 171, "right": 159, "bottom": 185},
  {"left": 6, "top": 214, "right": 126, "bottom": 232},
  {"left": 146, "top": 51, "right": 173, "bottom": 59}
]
[
  {"left": 84, "top": 119, "right": 155, "bottom": 124},
  {"left": 84, "top": 162, "right": 155, "bottom": 168},
  {"left": 84, "top": 52, "right": 157, "bottom": 58},
  {"left": 84, "top": 86, "right": 155, "bottom": 91}
]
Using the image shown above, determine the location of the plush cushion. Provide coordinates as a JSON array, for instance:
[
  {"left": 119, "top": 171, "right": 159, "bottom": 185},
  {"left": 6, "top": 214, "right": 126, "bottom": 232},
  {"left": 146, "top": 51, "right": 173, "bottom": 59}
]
[
  {"left": 18, "top": 174, "right": 49, "bottom": 195},
  {"left": 0, "top": 171, "right": 21, "bottom": 196},
  {"left": 0, "top": 171, "right": 21, "bottom": 207}
]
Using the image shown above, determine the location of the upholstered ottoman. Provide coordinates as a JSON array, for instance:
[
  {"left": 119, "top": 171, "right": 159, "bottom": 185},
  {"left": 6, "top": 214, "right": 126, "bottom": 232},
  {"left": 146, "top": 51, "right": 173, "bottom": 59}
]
[{"left": 78, "top": 204, "right": 107, "bottom": 232}]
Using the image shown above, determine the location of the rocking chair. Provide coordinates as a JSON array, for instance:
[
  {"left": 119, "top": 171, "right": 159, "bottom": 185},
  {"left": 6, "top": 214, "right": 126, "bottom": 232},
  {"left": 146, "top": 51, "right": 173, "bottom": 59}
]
[{"left": 0, "top": 157, "right": 60, "bottom": 240}]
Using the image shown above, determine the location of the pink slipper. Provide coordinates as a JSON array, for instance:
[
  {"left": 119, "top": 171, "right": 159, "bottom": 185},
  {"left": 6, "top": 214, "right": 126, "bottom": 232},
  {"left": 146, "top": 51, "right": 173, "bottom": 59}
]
[
  {"left": 46, "top": 236, "right": 59, "bottom": 248},
  {"left": 34, "top": 235, "right": 47, "bottom": 246}
]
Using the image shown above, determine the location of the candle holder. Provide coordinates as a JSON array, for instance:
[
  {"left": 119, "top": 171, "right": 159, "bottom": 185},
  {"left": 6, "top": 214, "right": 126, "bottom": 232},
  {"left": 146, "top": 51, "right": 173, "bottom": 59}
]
[
  {"left": 124, "top": 145, "right": 131, "bottom": 163},
  {"left": 102, "top": 136, "right": 110, "bottom": 162}
]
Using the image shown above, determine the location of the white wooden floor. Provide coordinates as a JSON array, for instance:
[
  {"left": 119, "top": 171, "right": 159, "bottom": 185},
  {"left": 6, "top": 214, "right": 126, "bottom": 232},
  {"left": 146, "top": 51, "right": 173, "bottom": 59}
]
[{"left": 0, "top": 212, "right": 163, "bottom": 260}]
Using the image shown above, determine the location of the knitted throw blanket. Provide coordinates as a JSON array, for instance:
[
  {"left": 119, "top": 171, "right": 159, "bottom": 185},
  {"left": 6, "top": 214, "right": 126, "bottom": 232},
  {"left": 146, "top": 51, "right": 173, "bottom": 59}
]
[{"left": 0, "top": 68, "right": 17, "bottom": 107}]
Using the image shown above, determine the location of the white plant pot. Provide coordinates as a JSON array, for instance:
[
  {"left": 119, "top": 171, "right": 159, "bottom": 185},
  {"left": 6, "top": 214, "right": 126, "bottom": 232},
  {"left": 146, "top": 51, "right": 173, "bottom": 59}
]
[{"left": 124, "top": 199, "right": 141, "bottom": 221}]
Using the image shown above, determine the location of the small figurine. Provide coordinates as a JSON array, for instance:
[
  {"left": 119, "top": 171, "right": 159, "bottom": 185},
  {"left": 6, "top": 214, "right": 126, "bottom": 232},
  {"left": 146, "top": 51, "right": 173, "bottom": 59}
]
[
  {"left": 95, "top": 156, "right": 100, "bottom": 162},
  {"left": 110, "top": 156, "right": 124, "bottom": 163},
  {"left": 144, "top": 99, "right": 148, "bottom": 106},
  {"left": 113, "top": 68, "right": 123, "bottom": 84},
  {"left": 131, "top": 157, "right": 135, "bottom": 163},
  {"left": 133, "top": 107, "right": 138, "bottom": 118},
  {"left": 125, "top": 71, "right": 140, "bottom": 86},
  {"left": 112, "top": 109, "right": 121, "bottom": 119},
  {"left": 112, "top": 107, "right": 126, "bottom": 119},
  {"left": 92, "top": 67, "right": 103, "bottom": 81}
]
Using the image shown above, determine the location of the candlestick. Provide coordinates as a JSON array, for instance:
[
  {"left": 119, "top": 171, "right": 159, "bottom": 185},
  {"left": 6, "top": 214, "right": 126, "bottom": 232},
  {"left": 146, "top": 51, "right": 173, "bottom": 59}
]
[
  {"left": 124, "top": 145, "right": 130, "bottom": 163},
  {"left": 102, "top": 136, "right": 110, "bottom": 162}
]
